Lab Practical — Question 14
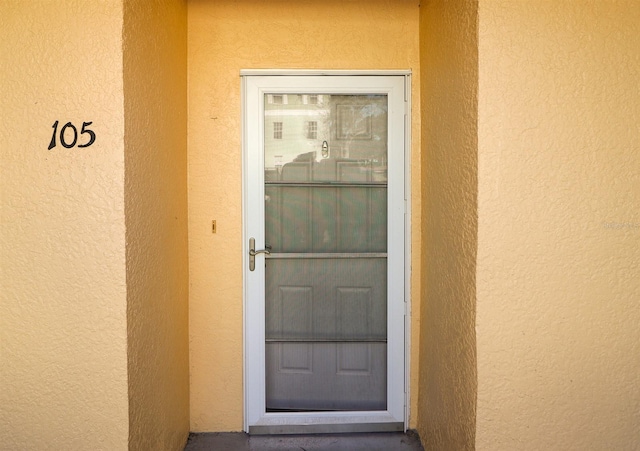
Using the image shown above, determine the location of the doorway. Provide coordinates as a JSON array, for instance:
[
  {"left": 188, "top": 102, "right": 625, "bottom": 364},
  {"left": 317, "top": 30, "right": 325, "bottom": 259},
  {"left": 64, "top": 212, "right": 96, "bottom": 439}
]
[{"left": 243, "top": 72, "right": 409, "bottom": 434}]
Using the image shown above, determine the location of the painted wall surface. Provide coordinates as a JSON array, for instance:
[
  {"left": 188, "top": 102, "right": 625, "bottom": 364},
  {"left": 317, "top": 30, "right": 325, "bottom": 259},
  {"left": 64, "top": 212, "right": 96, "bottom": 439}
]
[
  {"left": 477, "top": 1, "right": 640, "bottom": 449},
  {"left": 0, "top": 1, "right": 129, "bottom": 449},
  {"left": 188, "top": 0, "right": 421, "bottom": 431},
  {"left": 123, "top": 1, "right": 190, "bottom": 450},
  {"left": 417, "top": 0, "right": 478, "bottom": 449}
]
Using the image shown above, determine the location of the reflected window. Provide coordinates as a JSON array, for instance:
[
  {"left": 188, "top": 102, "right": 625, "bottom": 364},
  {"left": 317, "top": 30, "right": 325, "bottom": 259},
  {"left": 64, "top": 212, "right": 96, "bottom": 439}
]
[
  {"left": 273, "top": 122, "right": 283, "bottom": 139},
  {"left": 306, "top": 121, "right": 317, "bottom": 139}
]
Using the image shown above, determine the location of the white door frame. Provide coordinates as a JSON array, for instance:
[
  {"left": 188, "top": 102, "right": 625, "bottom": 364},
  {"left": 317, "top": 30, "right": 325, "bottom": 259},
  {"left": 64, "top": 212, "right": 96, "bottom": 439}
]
[{"left": 241, "top": 70, "right": 411, "bottom": 434}]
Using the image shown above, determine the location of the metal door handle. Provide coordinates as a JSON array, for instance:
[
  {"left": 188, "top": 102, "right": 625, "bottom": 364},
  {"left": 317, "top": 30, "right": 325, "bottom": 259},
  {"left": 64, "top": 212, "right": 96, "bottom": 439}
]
[{"left": 249, "top": 237, "right": 270, "bottom": 271}]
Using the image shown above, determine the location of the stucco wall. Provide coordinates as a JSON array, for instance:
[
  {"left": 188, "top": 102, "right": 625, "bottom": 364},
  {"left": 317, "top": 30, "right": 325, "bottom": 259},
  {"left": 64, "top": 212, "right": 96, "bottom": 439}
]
[
  {"left": 123, "top": 1, "right": 190, "bottom": 450},
  {"left": 0, "top": 1, "right": 129, "bottom": 449},
  {"left": 477, "top": 0, "right": 640, "bottom": 449},
  {"left": 417, "top": 0, "right": 478, "bottom": 449},
  {"left": 188, "top": 0, "right": 421, "bottom": 431}
]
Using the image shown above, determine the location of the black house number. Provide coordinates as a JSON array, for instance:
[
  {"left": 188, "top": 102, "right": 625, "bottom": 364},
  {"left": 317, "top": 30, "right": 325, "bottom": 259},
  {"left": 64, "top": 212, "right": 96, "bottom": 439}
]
[{"left": 48, "top": 121, "right": 96, "bottom": 150}]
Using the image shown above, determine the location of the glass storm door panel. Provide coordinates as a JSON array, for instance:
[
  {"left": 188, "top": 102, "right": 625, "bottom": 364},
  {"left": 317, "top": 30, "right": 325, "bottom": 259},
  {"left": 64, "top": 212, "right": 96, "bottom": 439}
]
[
  {"left": 264, "top": 93, "right": 389, "bottom": 412},
  {"left": 244, "top": 74, "right": 406, "bottom": 433}
]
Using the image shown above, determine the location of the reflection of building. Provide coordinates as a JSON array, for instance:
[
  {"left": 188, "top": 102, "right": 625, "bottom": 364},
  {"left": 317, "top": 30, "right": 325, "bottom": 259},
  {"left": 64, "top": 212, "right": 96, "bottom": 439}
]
[
  {"left": 265, "top": 94, "right": 330, "bottom": 169},
  {"left": 264, "top": 94, "right": 388, "bottom": 174}
]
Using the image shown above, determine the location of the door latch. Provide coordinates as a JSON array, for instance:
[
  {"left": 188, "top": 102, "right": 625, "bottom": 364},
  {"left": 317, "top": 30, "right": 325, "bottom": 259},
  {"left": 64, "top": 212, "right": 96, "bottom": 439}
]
[{"left": 249, "top": 237, "right": 270, "bottom": 271}]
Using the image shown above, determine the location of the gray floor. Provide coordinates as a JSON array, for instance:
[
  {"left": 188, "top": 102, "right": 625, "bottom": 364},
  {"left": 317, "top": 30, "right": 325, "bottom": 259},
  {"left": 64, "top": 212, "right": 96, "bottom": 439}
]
[{"left": 184, "top": 431, "right": 424, "bottom": 451}]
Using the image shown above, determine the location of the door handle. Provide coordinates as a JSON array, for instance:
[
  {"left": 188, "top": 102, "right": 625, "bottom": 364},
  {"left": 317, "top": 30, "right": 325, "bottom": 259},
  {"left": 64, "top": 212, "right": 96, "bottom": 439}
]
[{"left": 249, "top": 237, "right": 270, "bottom": 271}]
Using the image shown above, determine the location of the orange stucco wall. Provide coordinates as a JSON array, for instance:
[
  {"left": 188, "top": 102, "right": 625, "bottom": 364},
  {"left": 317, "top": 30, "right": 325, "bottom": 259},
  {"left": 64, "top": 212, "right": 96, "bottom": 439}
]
[
  {"left": 1, "top": 1, "right": 190, "bottom": 449},
  {"left": 418, "top": 0, "right": 478, "bottom": 448},
  {"left": 1, "top": 1, "right": 129, "bottom": 448},
  {"left": 123, "top": 1, "right": 190, "bottom": 449},
  {"left": 187, "top": 0, "right": 422, "bottom": 431},
  {"left": 476, "top": 1, "right": 640, "bottom": 448}
]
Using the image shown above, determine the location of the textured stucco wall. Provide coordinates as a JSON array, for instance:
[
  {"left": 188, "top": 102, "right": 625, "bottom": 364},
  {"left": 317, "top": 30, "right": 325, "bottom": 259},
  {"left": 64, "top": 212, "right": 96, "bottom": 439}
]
[
  {"left": 0, "top": 1, "right": 129, "bottom": 449},
  {"left": 188, "top": 0, "right": 421, "bottom": 431},
  {"left": 417, "top": 0, "right": 478, "bottom": 449},
  {"left": 477, "top": 0, "right": 640, "bottom": 449},
  {"left": 123, "top": 0, "right": 190, "bottom": 450}
]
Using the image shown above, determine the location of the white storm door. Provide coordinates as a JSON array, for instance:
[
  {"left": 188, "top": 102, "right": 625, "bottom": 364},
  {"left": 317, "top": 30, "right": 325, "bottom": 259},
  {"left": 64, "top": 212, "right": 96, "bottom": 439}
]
[{"left": 243, "top": 74, "right": 407, "bottom": 434}]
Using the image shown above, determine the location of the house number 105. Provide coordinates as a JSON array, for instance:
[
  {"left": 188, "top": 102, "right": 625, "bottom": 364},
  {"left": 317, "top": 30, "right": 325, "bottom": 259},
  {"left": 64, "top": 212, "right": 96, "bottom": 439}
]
[{"left": 48, "top": 121, "right": 96, "bottom": 150}]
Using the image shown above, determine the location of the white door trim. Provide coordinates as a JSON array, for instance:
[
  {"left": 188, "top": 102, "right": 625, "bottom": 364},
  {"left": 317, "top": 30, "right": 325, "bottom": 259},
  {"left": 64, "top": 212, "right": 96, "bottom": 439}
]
[
  {"left": 240, "top": 69, "right": 412, "bottom": 77},
  {"left": 242, "top": 71, "right": 411, "bottom": 434}
]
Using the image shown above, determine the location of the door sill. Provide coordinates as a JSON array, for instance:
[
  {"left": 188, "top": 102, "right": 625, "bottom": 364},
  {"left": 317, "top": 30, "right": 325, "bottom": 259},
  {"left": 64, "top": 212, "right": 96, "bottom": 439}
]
[
  {"left": 248, "top": 411, "right": 404, "bottom": 435},
  {"left": 249, "top": 422, "right": 404, "bottom": 435}
]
